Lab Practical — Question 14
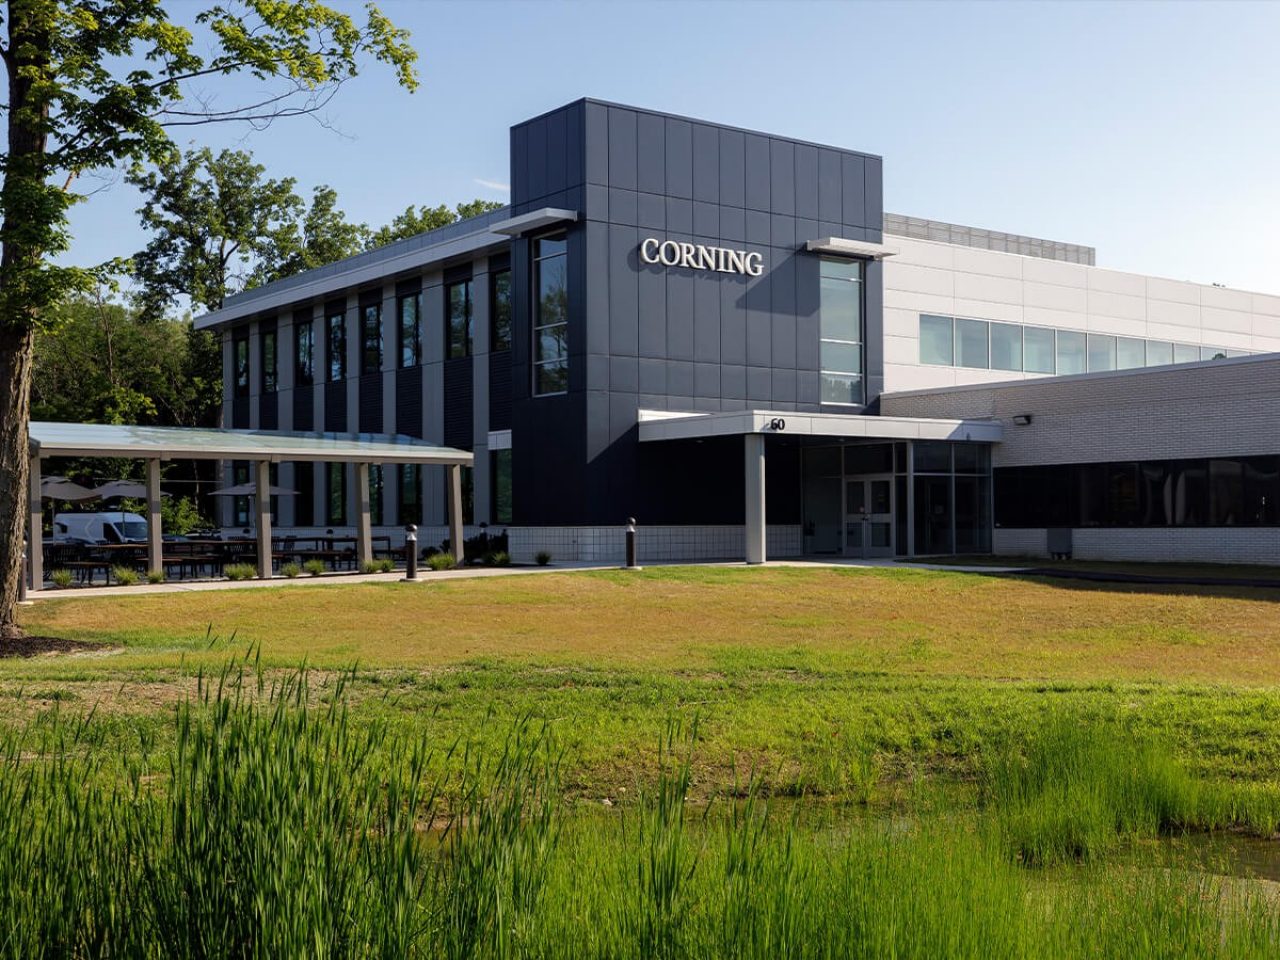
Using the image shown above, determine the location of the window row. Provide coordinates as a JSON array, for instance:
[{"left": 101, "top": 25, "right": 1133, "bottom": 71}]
[
  {"left": 919, "top": 314, "right": 1250, "bottom": 376},
  {"left": 241, "top": 270, "right": 514, "bottom": 394},
  {"left": 995, "top": 456, "right": 1280, "bottom": 528}
]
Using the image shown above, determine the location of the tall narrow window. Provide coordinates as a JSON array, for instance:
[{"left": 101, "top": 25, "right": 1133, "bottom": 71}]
[
  {"left": 533, "top": 235, "right": 568, "bottom": 395},
  {"left": 818, "top": 258, "right": 863, "bottom": 405},
  {"left": 233, "top": 333, "right": 250, "bottom": 397},
  {"left": 491, "top": 269, "right": 512, "bottom": 352},
  {"left": 398, "top": 292, "right": 421, "bottom": 367},
  {"left": 233, "top": 461, "right": 250, "bottom": 527},
  {"left": 361, "top": 301, "right": 382, "bottom": 374},
  {"left": 261, "top": 329, "right": 277, "bottom": 393},
  {"left": 327, "top": 463, "right": 346, "bottom": 525},
  {"left": 446, "top": 279, "right": 473, "bottom": 359},
  {"left": 397, "top": 465, "right": 422, "bottom": 525},
  {"left": 295, "top": 319, "right": 315, "bottom": 387},
  {"left": 327, "top": 311, "right": 346, "bottom": 381}
]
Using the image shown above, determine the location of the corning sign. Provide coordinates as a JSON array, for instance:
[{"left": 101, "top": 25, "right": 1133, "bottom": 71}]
[{"left": 639, "top": 238, "right": 764, "bottom": 277}]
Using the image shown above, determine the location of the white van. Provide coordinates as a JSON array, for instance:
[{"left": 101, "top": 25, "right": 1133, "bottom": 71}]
[{"left": 53, "top": 511, "right": 149, "bottom": 544}]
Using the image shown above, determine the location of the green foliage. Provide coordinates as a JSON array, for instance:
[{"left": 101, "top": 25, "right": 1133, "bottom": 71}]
[
  {"left": 223, "top": 563, "right": 257, "bottom": 581},
  {"left": 4, "top": 679, "right": 1280, "bottom": 958},
  {"left": 32, "top": 296, "right": 221, "bottom": 429},
  {"left": 1, "top": 0, "right": 420, "bottom": 331},
  {"left": 366, "top": 199, "right": 505, "bottom": 250},
  {"left": 111, "top": 566, "right": 139, "bottom": 586},
  {"left": 146, "top": 570, "right": 165, "bottom": 585},
  {"left": 361, "top": 558, "right": 396, "bottom": 574},
  {"left": 428, "top": 552, "right": 457, "bottom": 571},
  {"left": 485, "top": 551, "right": 511, "bottom": 567},
  {"left": 280, "top": 562, "right": 301, "bottom": 579},
  {"left": 983, "top": 718, "right": 1201, "bottom": 865},
  {"left": 50, "top": 569, "right": 73, "bottom": 589},
  {"left": 129, "top": 148, "right": 307, "bottom": 314},
  {"left": 303, "top": 559, "right": 326, "bottom": 577},
  {"left": 536, "top": 551, "right": 552, "bottom": 566},
  {"left": 255, "top": 185, "right": 370, "bottom": 283}
]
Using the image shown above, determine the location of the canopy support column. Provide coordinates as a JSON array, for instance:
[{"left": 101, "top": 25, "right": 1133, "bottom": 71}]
[
  {"left": 28, "top": 456, "right": 42, "bottom": 592},
  {"left": 146, "top": 458, "right": 163, "bottom": 578},
  {"left": 905, "top": 440, "right": 916, "bottom": 559},
  {"left": 255, "top": 460, "right": 272, "bottom": 579},
  {"left": 446, "top": 464, "right": 464, "bottom": 565},
  {"left": 355, "top": 463, "right": 372, "bottom": 569},
  {"left": 744, "top": 433, "right": 766, "bottom": 565}
]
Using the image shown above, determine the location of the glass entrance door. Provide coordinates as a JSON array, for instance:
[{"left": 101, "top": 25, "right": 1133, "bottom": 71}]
[{"left": 844, "top": 475, "right": 894, "bottom": 558}]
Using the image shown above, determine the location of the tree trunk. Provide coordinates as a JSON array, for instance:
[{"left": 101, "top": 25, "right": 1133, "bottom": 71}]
[
  {"left": 0, "top": 6, "right": 50, "bottom": 637},
  {"left": 0, "top": 321, "right": 34, "bottom": 638}
]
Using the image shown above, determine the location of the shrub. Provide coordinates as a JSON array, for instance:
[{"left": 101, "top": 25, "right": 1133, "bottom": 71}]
[
  {"left": 535, "top": 551, "right": 552, "bottom": 566},
  {"left": 303, "top": 559, "right": 326, "bottom": 577},
  {"left": 146, "top": 570, "right": 165, "bottom": 585},
  {"left": 377, "top": 557, "right": 396, "bottom": 573},
  {"left": 485, "top": 551, "right": 511, "bottom": 567},
  {"left": 427, "top": 553, "right": 456, "bottom": 571},
  {"left": 224, "top": 563, "right": 257, "bottom": 582},
  {"left": 111, "top": 566, "right": 139, "bottom": 586},
  {"left": 281, "top": 562, "right": 301, "bottom": 579},
  {"left": 50, "top": 569, "right": 73, "bottom": 589}
]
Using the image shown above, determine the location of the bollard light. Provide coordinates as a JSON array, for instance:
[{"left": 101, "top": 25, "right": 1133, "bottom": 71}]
[
  {"left": 403, "top": 524, "right": 418, "bottom": 581},
  {"left": 625, "top": 517, "right": 639, "bottom": 570}
]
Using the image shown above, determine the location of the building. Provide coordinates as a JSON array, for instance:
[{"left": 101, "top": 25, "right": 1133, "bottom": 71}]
[{"left": 196, "top": 98, "right": 1280, "bottom": 566}]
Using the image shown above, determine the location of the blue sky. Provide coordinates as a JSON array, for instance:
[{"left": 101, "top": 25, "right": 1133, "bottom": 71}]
[{"left": 66, "top": 0, "right": 1280, "bottom": 294}]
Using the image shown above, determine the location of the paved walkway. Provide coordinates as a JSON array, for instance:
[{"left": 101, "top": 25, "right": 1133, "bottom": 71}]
[{"left": 23, "top": 557, "right": 1029, "bottom": 602}]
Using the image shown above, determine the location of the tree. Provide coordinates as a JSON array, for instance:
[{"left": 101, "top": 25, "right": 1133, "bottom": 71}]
[
  {"left": 129, "top": 147, "right": 304, "bottom": 316},
  {"left": 366, "top": 199, "right": 504, "bottom": 250},
  {"left": 0, "top": 0, "right": 418, "bottom": 639},
  {"left": 255, "top": 183, "right": 369, "bottom": 284}
]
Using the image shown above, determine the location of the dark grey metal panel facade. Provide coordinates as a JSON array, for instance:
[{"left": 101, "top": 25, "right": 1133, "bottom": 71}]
[
  {"left": 324, "top": 381, "right": 346, "bottom": 433},
  {"left": 396, "top": 367, "right": 423, "bottom": 438},
  {"left": 508, "top": 98, "right": 884, "bottom": 526}
]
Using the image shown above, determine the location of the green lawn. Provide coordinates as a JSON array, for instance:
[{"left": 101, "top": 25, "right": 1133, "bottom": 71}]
[{"left": 11, "top": 565, "right": 1280, "bottom": 797}]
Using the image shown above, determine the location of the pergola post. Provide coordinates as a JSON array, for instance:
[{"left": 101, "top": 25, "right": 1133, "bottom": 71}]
[
  {"left": 355, "top": 462, "right": 372, "bottom": 569},
  {"left": 254, "top": 459, "right": 272, "bottom": 579},
  {"left": 146, "top": 458, "right": 163, "bottom": 578},
  {"left": 744, "top": 433, "right": 766, "bottom": 565},
  {"left": 446, "top": 463, "right": 464, "bottom": 565},
  {"left": 27, "top": 456, "right": 42, "bottom": 592}
]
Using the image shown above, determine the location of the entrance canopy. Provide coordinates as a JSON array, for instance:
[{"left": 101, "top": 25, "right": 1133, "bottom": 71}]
[
  {"left": 26, "top": 422, "right": 473, "bottom": 590},
  {"left": 638, "top": 408, "right": 1003, "bottom": 445},
  {"left": 637, "top": 408, "right": 1003, "bottom": 564}
]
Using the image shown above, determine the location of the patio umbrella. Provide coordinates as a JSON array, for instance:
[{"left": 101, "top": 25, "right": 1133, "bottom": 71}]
[
  {"left": 211, "top": 483, "right": 297, "bottom": 497},
  {"left": 92, "top": 480, "right": 161, "bottom": 500},
  {"left": 40, "top": 477, "right": 98, "bottom": 501}
]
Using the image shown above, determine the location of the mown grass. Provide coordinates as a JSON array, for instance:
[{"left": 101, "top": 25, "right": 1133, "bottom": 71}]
[{"left": 3, "top": 661, "right": 1280, "bottom": 959}]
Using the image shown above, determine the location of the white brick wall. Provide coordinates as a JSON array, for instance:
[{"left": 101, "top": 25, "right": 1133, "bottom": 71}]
[
  {"left": 995, "top": 527, "right": 1280, "bottom": 565},
  {"left": 508, "top": 525, "right": 804, "bottom": 564},
  {"left": 881, "top": 354, "right": 1280, "bottom": 468}
]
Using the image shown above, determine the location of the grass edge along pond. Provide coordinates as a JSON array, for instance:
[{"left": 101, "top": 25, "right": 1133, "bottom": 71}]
[{"left": 4, "top": 652, "right": 1280, "bottom": 959}]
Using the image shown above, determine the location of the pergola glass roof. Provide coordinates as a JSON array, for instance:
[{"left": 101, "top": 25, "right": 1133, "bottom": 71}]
[{"left": 28, "top": 421, "right": 473, "bottom": 466}]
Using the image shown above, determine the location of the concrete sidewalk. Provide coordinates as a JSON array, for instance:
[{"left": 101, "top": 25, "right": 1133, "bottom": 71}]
[{"left": 23, "top": 557, "right": 1030, "bottom": 602}]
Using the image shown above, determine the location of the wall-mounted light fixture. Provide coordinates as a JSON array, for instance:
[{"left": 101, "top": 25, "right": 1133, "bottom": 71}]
[{"left": 1012, "top": 414, "right": 1033, "bottom": 426}]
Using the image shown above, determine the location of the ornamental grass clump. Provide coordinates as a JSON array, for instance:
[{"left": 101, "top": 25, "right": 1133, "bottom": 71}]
[
  {"left": 111, "top": 566, "right": 139, "bottom": 586},
  {"left": 982, "top": 716, "right": 1200, "bottom": 866},
  {"left": 428, "top": 552, "right": 457, "bottom": 571},
  {"left": 223, "top": 563, "right": 257, "bottom": 581},
  {"left": 303, "top": 559, "right": 326, "bottom": 577}
]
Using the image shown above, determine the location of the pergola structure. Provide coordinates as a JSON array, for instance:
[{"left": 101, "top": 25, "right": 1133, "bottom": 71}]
[{"left": 26, "top": 422, "right": 474, "bottom": 591}]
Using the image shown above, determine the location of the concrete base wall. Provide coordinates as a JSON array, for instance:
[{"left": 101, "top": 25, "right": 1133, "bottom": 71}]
[
  {"left": 508, "top": 525, "right": 804, "bottom": 564},
  {"left": 994, "top": 527, "right": 1280, "bottom": 565}
]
